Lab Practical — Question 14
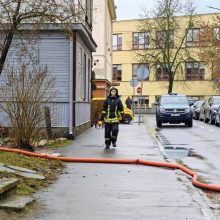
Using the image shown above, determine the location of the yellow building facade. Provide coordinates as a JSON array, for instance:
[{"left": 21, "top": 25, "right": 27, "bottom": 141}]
[{"left": 112, "top": 13, "right": 220, "bottom": 110}]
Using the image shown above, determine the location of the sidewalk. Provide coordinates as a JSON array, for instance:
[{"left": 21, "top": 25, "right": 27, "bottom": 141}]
[{"left": 24, "top": 116, "right": 217, "bottom": 220}]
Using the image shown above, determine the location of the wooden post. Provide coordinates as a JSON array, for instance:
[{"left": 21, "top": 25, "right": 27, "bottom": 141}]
[{"left": 44, "top": 106, "right": 52, "bottom": 139}]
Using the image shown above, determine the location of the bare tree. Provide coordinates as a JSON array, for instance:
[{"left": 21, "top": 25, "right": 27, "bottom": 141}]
[
  {"left": 0, "top": 0, "right": 85, "bottom": 75},
  {"left": 137, "top": 0, "right": 197, "bottom": 93},
  {"left": 199, "top": 16, "right": 220, "bottom": 91},
  {"left": 0, "top": 61, "right": 56, "bottom": 150}
]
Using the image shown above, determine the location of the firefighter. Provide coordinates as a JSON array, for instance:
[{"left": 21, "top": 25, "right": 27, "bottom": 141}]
[{"left": 99, "top": 87, "right": 124, "bottom": 149}]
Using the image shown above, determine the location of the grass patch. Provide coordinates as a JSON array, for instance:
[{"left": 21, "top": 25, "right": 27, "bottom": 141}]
[
  {"left": 0, "top": 151, "right": 64, "bottom": 196},
  {"left": 0, "top": 137, "right": 72, "bottom": 196},
  {"left": 45, "top": 139, "right": 72, "bottom": 149}
]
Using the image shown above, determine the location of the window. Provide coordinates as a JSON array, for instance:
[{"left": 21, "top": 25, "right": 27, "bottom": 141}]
[
  {"left": 156, "top": 30, "right": 174, "bottom": 48},
  {"left": 186, "top": 29, "right": 203, "bottom": 47},
  {"left": 213, "top": 27, "right": 220, "bottom": 45},
  {"left": 132, "top": 64, "right": 149, "bottom": 80},
  {"left": 133, "top": 32, "right": 150, "bottom": 49},
  {"left": 112, "top": 34, "right": 122, "bottom": 50},
  {"left": 156, "top": 64, "right": 169, "bottom": 80},
  {"left": 186, "top": 62, "right": 205, "bottom": 80},
  {"left": 113, "top": 64, "right": 122, "bottom": 81},
  {"left": 132, "top": 96, "right": 149, "bottom": 109},
  {"left": 83, "top": 54, "right": 87, "bottom": 100}
]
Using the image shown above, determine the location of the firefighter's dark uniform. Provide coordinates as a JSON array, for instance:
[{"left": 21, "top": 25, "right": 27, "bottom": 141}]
[{"left": 100, "top": 88, "right": 124, "bottom": 147}]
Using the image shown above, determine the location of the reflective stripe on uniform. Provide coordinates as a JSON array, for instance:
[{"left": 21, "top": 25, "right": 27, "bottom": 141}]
[
  {"left": 115, "top": 106, "right": 118, "bottom": 117},
  {"left": 104, "top": 117, "right": 119, "bottom": 123},
  {"left": 107, "top": 105, "right": 110, "bottom": 118}
]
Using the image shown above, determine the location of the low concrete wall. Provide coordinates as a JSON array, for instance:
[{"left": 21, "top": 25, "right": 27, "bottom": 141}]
[
  {"left": 74, "top": 121, "right": 91, "bottom": 136},
  {"left": 51, "top": 127, "right": 69, "bottom": 138},
  {"left": 0, "top": 121, "right": 92, "bottom": 141},
  {"left": 51, "top": 121, "right": 91, "bottom": 138}
]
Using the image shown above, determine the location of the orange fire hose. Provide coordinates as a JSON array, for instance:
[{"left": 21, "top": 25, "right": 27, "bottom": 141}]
[{"left": 0, "top": 147, "right": 219, "bottom": 192}]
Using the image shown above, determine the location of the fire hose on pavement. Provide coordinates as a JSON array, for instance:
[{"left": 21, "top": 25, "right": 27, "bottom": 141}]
[{"left": 0, "top": 147, "right": 219, "bottom": 192}]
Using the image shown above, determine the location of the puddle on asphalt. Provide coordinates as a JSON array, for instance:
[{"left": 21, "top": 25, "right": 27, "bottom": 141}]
[
  {"left": 164, "top": 146, "right": 220, "bottom": 213},
  {"left": 155, "top": 129, "right": 205, "bottom": 161},
  {"left": 154, "top": 129, "right": 220, "bottom": 215},
  {"left": 164, "top": 146, "right": 190, "bottom": 160}
]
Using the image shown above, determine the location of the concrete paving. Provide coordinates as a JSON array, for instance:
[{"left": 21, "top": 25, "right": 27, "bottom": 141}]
[
  {"left": 0, "top": 196, "right": 35, "bottom": 211},
  {"left": 0, "top": 165, "right": 45, "bottom": 180},
  {"left": 0, "top": 178, "right": 18, "bottom": 195},
  {"left": 23, "top": 116, "right": 218, "bottom": 220}
]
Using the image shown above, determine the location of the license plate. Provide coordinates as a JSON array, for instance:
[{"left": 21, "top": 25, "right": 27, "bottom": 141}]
[{"left": 171, "top": 114, "right": 180, "bottom": 116}]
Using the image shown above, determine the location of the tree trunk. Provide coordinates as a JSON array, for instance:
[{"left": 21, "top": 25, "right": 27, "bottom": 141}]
[
  {"left": 0, "top": 31, "right": 15, "bottom": 75},
  {"left": 168, "top": 76, "right": 174, "bottom": 94}
]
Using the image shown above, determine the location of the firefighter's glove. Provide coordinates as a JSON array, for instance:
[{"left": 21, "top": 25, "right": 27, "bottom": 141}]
[
  {"left": 97, "top": 120, "right": 103, "bottom": 126},
  {"left": 96, "top": 120, "right": 104, "bottom": 129}
]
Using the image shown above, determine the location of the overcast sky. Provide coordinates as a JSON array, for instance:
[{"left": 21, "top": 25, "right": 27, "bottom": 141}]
[{"left": 114, "top": 0, "right": 220, "bottom": 20}]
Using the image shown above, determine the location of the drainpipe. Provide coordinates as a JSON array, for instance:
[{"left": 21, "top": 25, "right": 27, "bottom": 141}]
[
  {"left": 104, "top": 0, "right": 107, "bottom": 97},
  {"left": 68, "top": 35, "right": 74, "bottom": 139}
]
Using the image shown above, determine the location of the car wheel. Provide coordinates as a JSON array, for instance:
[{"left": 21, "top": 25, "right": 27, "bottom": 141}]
[
  {"left": 156, "top": 119, "right": 162, "bottom": 127},
  {"left": 199, "top": 115, "right": 203, "bottom": 121},
  {"left": 211, "top": 115, "right": 215, "bottom": 125},
  {"left": 123, "top": 115, "right": 132, "bottom": 124},
  {"left": 195, "top": 113, "right": 199, "bottom": 120}
]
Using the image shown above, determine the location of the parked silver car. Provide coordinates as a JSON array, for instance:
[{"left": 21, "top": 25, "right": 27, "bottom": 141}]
[
  {"left": 191, "top": 100, "right": 206, "bottom": 120},
  {"left": 203, "top": 96, "right": 220, "bottom": 124},
  {"left": 214, "top": 106, "right": 220, "bottom": 126}
]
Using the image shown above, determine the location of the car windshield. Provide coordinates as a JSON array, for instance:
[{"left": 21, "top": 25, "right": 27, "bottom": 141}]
[
  {"left": 213, "top": 98, "right": 220, "bottom": 104},
  {"left": 161, "top": 96, "right": 188, "bottom": 105}
]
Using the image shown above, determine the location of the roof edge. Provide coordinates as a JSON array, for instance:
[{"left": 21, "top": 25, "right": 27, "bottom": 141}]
[{"left": 108, "top": 0, "right": 117, "bottom": 21}]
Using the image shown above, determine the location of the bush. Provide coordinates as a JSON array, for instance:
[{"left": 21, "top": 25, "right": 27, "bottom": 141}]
[{"left": 0, "top": 63, "right": 56, "bottom": 151}]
